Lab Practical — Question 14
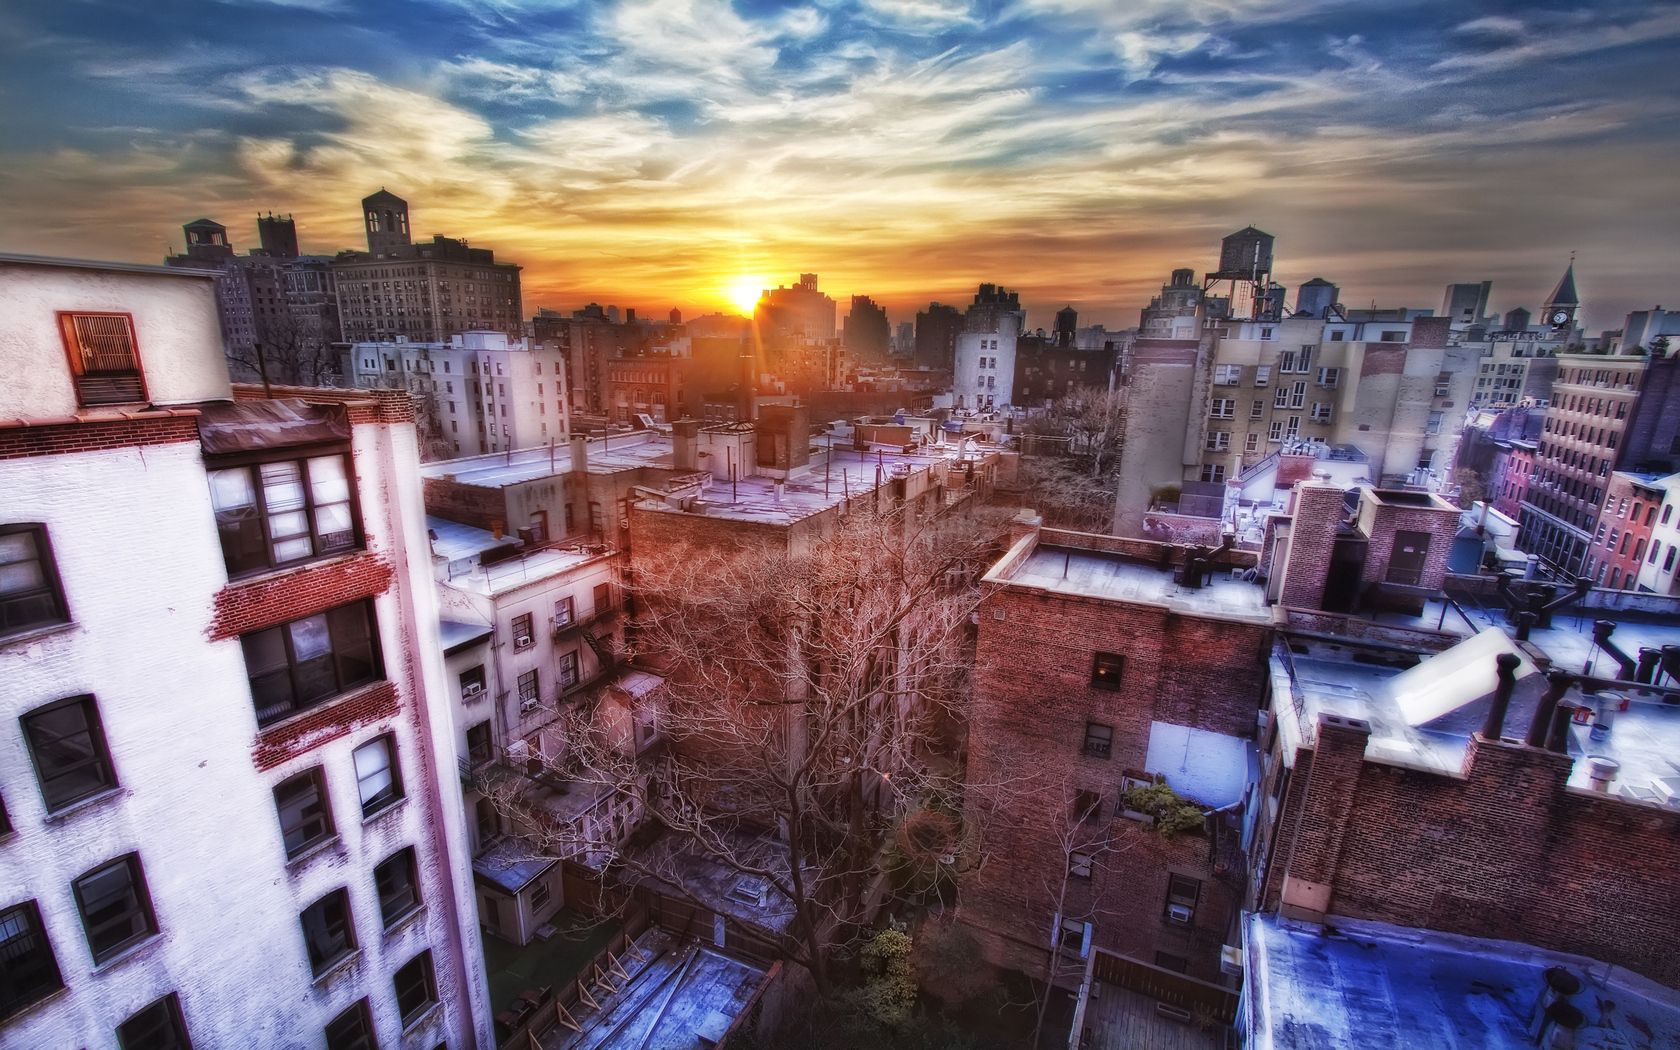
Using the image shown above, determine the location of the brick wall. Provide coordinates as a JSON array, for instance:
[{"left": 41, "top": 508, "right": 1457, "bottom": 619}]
[
  {"left": 0, "top": 411, "right": 201, "bottom": 460},
  {"left": 250, "top": 680, "right": 402, "bottom": 771},
  {"left": 1358, "top": 502, "right": 1459, "bottom": 588},
  {"left": 960, "top": 578, "right": 1268, "bottom": 981},
  {"left": 1278, "top": 481, "right": 1344, "bottom": 609},
  {"left": 232, "top": 383, "right": 417, "bottom": 426},
  {"left": 208, "top": 550, "right": 396, "bottom": 640},
  {"left": 422, "top": 476, "right": 506, "bottom": 531},
  {"left": 1271, "top": 727, "right": 1680, "bottom": 988}
]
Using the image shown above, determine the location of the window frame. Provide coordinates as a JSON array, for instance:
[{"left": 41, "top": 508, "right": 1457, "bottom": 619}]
[
  {"left": 353, "top": 734, "right": 403, "bottom": 818},
  {"left": 394, "top": 950, "right": 438, "bottom": 1027},
  {"left": 22, "top": 694, "right": 118, "bottom": 813},
  {"left": 1082, "top": 721, "right": 1113, "bottom": 759},
  {"left": 274, "top": 767, "right": 336, "bottom": 859},
  {"left": 242, "top": 599, "right": 384, "bottom": 728},
  {"left": 300, "top": 888, "right": 358, "bottom": 977},
  {"left": 459, "top": 664, "right": 487, "bottom": 699},
  {"left": 0, "top": 900, "right": 64, "bottom": 1022},
  {"left": 466, "top": 721, "right": 494, "bottom": 768},
  {"left": 559, "top": 649, "right": 580, "bottom": 690},
  {"left": 517, "top": 669, "right": 541, "bottom": 714},
  {"left": 72, "top": 853, "right": 158, "bottom": 964},
  {"left": 1164, "top": 872, "right": 1200, "bottom": 924},
  {"left": 117, "top": 992, "right": 193, "bottom": 1050},
  {"left": 374, "top": 847, "right": 422, "bottom": 929},
  {"left": 324, "top": 998, "right": 376, "bottom": 1050},
  {"left": 206, "top": 447, "right": 363, "bottom": 579},
  {"left": 0, "top": 524, "right": 71, "bottom": 639},
  {"left": 511, "top": 612, "right": 535, "bottom": 650},
  {"left": 57, "top": 310, "right": 147, "bottom": 407}
]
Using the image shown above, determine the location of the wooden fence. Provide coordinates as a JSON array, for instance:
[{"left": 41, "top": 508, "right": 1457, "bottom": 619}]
[{"left": 1090, "top": 948, "right": 1240, "bottom": 1026}]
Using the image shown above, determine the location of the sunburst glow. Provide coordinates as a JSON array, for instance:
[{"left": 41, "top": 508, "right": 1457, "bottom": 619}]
[{"left": 723, "top": 276, "right": 770, "bottom": 317}]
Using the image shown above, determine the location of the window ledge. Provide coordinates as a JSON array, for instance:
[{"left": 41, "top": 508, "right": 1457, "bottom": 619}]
[
  {"left": 41, "top": 786, "right": 127, "bottom": 826},
  {"left": 0, "top": 620, "right": 78, "bottom": 650},
  {"left": 401, "top": 1002, "right": 443, "bottom": 1035},
  {"left": 89, "top": 931, "right": 162, "bottom": 975},
  {"left": 361, "top": 797, "right": 408, "bottom": 827},
  {"left": 224, "top": 548, "right": 369, "bottom": 589},
  {"left": 0, "top": 983, "right": 70, "bottom": 1028},
  {"left": 383, "top": 904, "right": 427, "bottom": 939},
  {"left": 285, "top": 835, "right": 345, "bottom": 871},
  {"left": 256, "top": 679, "right": 392, "bottom": 738},
  {"left": 311, "top": 948, "right": 363, "bottom": 988}
]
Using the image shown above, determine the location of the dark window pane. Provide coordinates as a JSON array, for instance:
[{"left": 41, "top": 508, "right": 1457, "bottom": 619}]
[
  {"left": 289, "top": 614, "right": 337, "bottom": 702},
  {"left": 274, "top": 770, "right": 334, "bottom": 857},
  {"left": 208, "top": 452, "right": 361, "bottom": 577},
  {"left": 394, "top": 951, "right": 436, "bottom": 1024},
  {"left": 245, "top": 602, "right": 383, "bottom": 727},
  {"left": 329, "top": 604, "right": 377, "bottom": 687},
  {"left": 375, "top": 848, "right": 420, "bottom": 928},
  {"left": 208, "top": 468, "right": 266, "bottom": 576},
  {"left": 0, "top": 526, "right": 69, "bottom": 637},
  {"left": 117, "top": 992, "right": 192, "bottom": 1050},
  {"left": 73, "top": 855, "right": 156, "bottom": 963},
  {"left": 243, "top": 629, "right": 296, "bottom": 725},
  {"left": 300, "top": 890, "right": 356, "bottom": 975},
  {"left": 0, "top": 902, "right": 63, "bottom": 1021},
  {"left": 324, "top": 999, "right": 375, "bottom": 1050},
  {"left": 23, "top": 696, "right": 117, "bottom": 812}
]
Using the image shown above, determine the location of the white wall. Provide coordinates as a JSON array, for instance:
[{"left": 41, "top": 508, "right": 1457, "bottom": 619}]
[
  {"left": 953, "top": 330, "right": 1016, "bottom": 411},
  {"left": 0, "top": 260, "right": 232, "bottom": 417}
]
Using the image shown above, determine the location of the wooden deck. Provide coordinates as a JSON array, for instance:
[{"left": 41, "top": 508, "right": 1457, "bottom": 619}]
[{"left": 1080, "top": 982, "right": 1226, "bottom": 1050}]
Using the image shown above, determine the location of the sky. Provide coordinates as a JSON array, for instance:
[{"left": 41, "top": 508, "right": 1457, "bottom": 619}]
[{"left": 1, "top": 0, "right": 1677, "bottom": 331}]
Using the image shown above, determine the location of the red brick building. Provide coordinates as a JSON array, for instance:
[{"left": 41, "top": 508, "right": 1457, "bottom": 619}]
[
  {"left": 960, "top": 523, "right": 1270, "bottom": 985},
  {"left": 607, "top": 354, "right": 690, "bottom": 424},
  {"left": 1592, "top": 471, "right": 1665, "bottom": 590}
]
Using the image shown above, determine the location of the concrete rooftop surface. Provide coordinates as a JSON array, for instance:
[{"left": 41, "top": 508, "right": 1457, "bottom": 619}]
[
  {"left": 1009, "top": 545, "right": 1272, "bottom": 622},
  {"left": 1246, "top": 913, "right": 1680, "bottom": 1050}
]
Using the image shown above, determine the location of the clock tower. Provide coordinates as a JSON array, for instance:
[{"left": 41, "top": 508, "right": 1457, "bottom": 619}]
[{"left": 1541, "top": 258, "right": 1580, "bottom": 331}]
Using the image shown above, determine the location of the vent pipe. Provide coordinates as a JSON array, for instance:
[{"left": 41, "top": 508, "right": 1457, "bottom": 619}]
[{"left": 1525, "top": 670, "right": 1574, "bottom": 748}]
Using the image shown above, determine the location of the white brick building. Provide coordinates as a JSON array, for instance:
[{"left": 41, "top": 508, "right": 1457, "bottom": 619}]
[{"left": 0, "top": 254, "right": 492, "bottom": 1049}]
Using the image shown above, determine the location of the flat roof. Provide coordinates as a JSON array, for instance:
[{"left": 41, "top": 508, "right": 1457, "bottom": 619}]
[
  {"left": 1145, "top": 721, "right": 1255, "bottom": 809},
  {"left": 440, "top": 618, "right": 493, "bottom": 654},
  {"left": 472, "top": 839, "right": 559, "bottom": 894},
  {"left": 1006, "top": 545, "right": 1271, "bottom": 622},
  {"left": 1246, "top": 913, "right": 1680, "bottom": 1050},
  {"left": 0, "top": 251, "right": 219, "bottom": 278},
  {"left": 421, "top": 432, "right": 673, "bottom": 488}
]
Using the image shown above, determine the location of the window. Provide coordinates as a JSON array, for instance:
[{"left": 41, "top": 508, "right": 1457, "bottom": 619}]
[
  {"left": 394, "top": 950, "right": 438, "bottom": 1026},
  {"left": 1209, "top": 398, "right": 1235, "bottom": 419},
  {"left": 553, "top": 596, "right": 574, "bottom": 628},
  {"left": 1089, "top": 652, "right": 1125, "bottom": 689},
  {"left": 459, "top": 665, "right": 486, "bottom": 699},
  {"left": 243, "top": 601, "right": 381, "bottom": 727},
  {"left": 1288, "top": 381, "right": 1307, "bottom": 409},
  {"left": 511, "top": 612, "right": 535, "bottom": 650},
  {"left": 1200, "top": 464, "right": 1226, "bottom": 483},
  {"left": 1250, "top": 399, "right": 1264, "bottom": 420},
  {"left": 1072, "top": 789, "right": 1102, "bottom": 824},
  {"left": 466, "top": 721, "right": 493, "bottom": 768},
  {"left": 23, "top": 694, "right": 117, "bottom": 812},
  {"left": 73, "top": 854, "right": 157, "bottom": 963},
  {"left": 475, "top": 797, "right": 500, "bottom": 847},
  {"left": 208, "top": 453, "right": 358, "bottom": 576},
  {"left": 593, "top": 582, "right": 612, "bottom": 613},
  {"left": 1068, "top": 852, "right": 1093, "bottom": 879},
  {"left": 1278, "top": 351, "right": 1297, "bottom": 374},
  {"left": 0, "top": 901, "right": 63, "bottom": 1021},
  {"left": 1165, "top": 873, "right": 1200, "bottom": 924},
  {"left": 300, "top": 889, "right": 356, "bottom": 975},
  {"left": 354, "top": 736, "right": 402, "bottom": 816},
  {"left": 517, "top": 669, "right": 540, "bottom": 714},
  {"left": 0, "top": 525, "right": 69, "bottom": 638},
  {"left": 1310, "top": 402, "right": 1334, "bottom": 423},
  {"left": 374, "top": 847, "right": 420, "bottom": 928},
  {"left": 1316, "top": 367, "right": 1339, "bottom": 388},
  {"left": 1083, "top": 721, "right": 1113, "bottom": 758},
  {"left": 59, "top": 312, "right": 145, "bottom": 406},
  {"left": 1214, "top": 364, "right": 1241, "bottom": 385},
  {"left": 531, "top": 878, "right": 552, "bottom": 913},
  {"left": 559, "top": 650, "right": 580, "bottom": 690},
  {"left": 117, "top": 993, "right": 192, "bottom": 1050},
  {"left": 1252, "top": 365, "right": 1271, "bottom": 387},
  {"left": 1204, "top": 431, "right": 1230, "bottom": 452},
  {"left": 1245, "top": 433, "right": 1260, "bottom": 453},
  {"left": 274, "top": 768, "right": 335, "bottom": 858},
  {"left": 0, "top": 795, "right": 8, "bottom": 837},
  {"left": 1667, "top": 548, "right": 1677, "bottom": 574},
  {"left": 1154, "top": 952, "right": 1189, "bottom": 974},
  {"left": 324, "top": 999, "right": 375, "bottom": 1050}
]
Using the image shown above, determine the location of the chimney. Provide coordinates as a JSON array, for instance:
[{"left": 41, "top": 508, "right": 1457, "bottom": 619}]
[
  {"left": 569, "top": 434, "right": 588, "bottom": 474},
  {"left": 672, "top": 418, "right": 700, "bottom": 472},
  {"left": 1278, "top": 473, "right": 1344, "bottom": 611},
  {"left": 1481, "top": 652, "right": 1523, "bottom": 740},
  {"left": 1525, "top": 670, "right": 1574, "bottom": 748},
  {"left": 1584, "top": 755, "right": 1620, "bottom": 792}
]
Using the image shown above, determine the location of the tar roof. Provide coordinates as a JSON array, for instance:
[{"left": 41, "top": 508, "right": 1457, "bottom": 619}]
[
  {"left": 1246, "top": 913, "right": 1680, "bottom": 1050},
  {"left": 1005, "top": 544, "right": 1270, "bottom": 623}
]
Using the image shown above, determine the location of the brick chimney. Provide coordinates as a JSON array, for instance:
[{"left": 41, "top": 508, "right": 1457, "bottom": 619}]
[
  {"left": 671, "top": 418, "right": 700, "bottom": 472},
  {"left": 1279, "top": 712, "right": 1371, "bottom": 922},
  {"left": 1278, "top": 474, "right": 1345, "bottom": 610}
]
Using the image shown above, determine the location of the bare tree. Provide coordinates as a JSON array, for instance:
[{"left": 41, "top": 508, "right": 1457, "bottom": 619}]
[
  {"left": 1018, "top": 388, "right": 1129, "bottom": 532},
  {"left": 227, "top": 308, "right": 340, "bottom": 391},
  {"left": 489, "top": 503, "right": 1013, "bottom": 992}
]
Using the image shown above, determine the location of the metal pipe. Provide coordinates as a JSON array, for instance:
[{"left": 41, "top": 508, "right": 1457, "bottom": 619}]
[
  {"left": 1525, "top": 670, "right": 1575, "bottom": 748},
  {"left": 1545, "top": 702, "right": 1576, "bottom": 754},
  {"left": 1482, "top": 652, "right": 1522, "bottom": 740}
]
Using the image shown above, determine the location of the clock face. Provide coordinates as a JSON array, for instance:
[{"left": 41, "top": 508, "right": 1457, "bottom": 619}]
[{"left": 1550, "top": 310, "right": 1570, "bottom": 325}]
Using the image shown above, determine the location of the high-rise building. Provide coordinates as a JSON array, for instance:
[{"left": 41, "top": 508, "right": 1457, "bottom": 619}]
[
  {"left": 893, "top": 320, "right": 914, "bottom": 357},
  {"left": 257, "top": 212, "right": 300, "bottom": 258},
  {"left": 753, "top": 273, "right": 836, "bottom": 346},
  {"left": 963, "top": 283, "right": 1024, "bottom": 336},
  {"left": 0, "top": 253, "right": 492, "bottom": 1048},
  {"left": 842, "top": 295, "right": 891, "bottom": 359},
  {"left": 914, "top": 302, "right": 962, "bottom": 371},
  {"left": 952, "top": 329, "right": 1017, "bottom": 412},
  {"left": 1441, "top": 281, "right": 1492, "bottom": 326},
  {"left": 1139, "top": 268, "right": 1204, "bottom": 339},
  {"left": 332, "top": 190, "right": 523, "bottom": 344}
]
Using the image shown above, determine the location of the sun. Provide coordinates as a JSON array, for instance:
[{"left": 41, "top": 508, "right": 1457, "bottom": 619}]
[{"left": 722, "top": 276, "right": 769, "bottom": 316}]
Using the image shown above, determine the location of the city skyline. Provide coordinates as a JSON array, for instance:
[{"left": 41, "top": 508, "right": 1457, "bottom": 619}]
[{"left": 2, "top": 0, "right": 1678, "bottom": 329}]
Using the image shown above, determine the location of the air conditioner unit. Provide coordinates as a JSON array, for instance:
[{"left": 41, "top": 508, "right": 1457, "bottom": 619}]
[
  {"left": 506, "top": 738, "right": 530, "bottom": 761},
  {"left": 462, "top": 682, "right": 485, "bottom": 699},
  {"left": 1166, "top": 903, "right": 1194, "bottom": 925},
  {"left": 515, "top": 635, "right": 533, "bottom": 648}
]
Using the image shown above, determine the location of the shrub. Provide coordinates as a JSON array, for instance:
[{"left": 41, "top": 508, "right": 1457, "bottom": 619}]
[{"left": 1121, "top": 783, "right": 1206, "bottom": 837}]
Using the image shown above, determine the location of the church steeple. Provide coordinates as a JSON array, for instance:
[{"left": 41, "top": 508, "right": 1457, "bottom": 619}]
[{"left": 1542, "top": 256, "right": 1579, "bottom": 329}]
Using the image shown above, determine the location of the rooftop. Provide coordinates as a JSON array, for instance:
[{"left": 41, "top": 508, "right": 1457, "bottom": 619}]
[
  {"left": 1004, "top": 544, "right": 1271, "bottom": 623},
  {"left": 1245, "top": 913, "right": 1680, "bottom": 1050},
  {"left": 0, "top": 250, "right": 220, "bottom": 279},
  {"left": 473, "top": 838, "right": 560, "bottom": 895},
  {"left": 439, "top": 618, "right": 492, "bottom": 655},
  {"left": 1145, "top": 721, "right": 1256, "bottom": 810}
]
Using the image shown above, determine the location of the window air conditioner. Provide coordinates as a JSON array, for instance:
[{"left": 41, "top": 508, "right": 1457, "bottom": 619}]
[
  {"left": 462, "top": 682, "right": 485, "bottom": 699},
  {"left": 1167, "top": 903, "right": 1194, "bottom": 925},
  {"left": 515, "top": 635, "right": 532, "bottom": 648}
]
